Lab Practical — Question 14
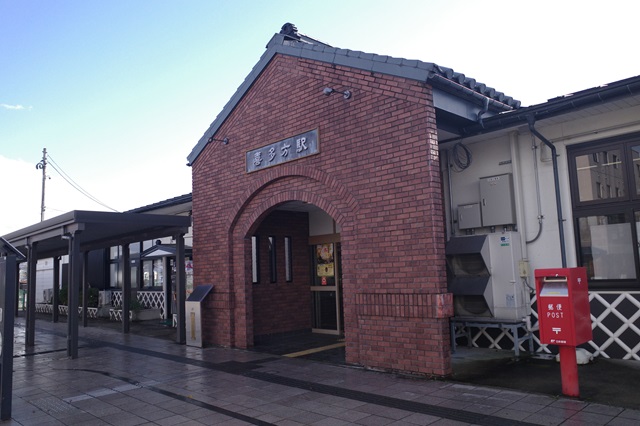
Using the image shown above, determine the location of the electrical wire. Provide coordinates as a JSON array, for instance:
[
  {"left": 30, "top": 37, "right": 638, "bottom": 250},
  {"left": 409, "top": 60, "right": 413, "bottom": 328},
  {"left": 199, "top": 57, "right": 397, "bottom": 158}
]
[
  {"left": 46, "top": 153, "right": 119, "bottom": 212},
  {"left": 451, "top": 141, "right": 472, "bottom": 171}
]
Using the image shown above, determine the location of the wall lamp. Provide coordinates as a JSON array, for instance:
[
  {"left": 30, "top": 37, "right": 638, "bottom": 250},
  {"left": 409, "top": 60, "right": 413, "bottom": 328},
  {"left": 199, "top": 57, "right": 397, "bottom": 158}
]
[
  {"left": 323, "top": 87, "right": 352, "bottom": 99},
  {"left": 208, "top": 136, "right": 229, "bottom": 145}
]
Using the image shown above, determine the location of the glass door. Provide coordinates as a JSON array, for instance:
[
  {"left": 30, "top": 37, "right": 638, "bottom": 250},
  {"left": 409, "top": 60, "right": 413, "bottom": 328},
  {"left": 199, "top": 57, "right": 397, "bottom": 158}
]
[{"left": 310, "top": 242, "right": 342, "bottom": 335}]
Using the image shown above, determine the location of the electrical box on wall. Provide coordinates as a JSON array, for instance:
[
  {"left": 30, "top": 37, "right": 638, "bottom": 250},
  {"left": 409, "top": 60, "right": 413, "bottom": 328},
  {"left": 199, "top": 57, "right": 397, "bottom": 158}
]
[
  {"left": 458, "top": 203, "right": 482, "bottom": 230},
  {"left": 480, "top": 173, "right": 516, "bottom": 227}
]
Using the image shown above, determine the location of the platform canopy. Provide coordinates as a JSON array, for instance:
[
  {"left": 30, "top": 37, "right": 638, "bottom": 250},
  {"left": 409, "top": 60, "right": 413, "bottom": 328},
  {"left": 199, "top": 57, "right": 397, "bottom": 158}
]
[
  {"left": 2, "top": 210, "right": 191, "bottom": 357},
  {"left": 2, "top": 210, "right": 191, "bottom": 259}
]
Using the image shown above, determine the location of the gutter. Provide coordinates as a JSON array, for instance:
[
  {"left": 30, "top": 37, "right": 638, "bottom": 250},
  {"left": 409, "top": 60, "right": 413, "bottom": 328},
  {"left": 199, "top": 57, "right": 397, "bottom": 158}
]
[
  {"left": 428, "top": 73, "right": 518, "bottom": 113},
  {"left": 526, "top": 116, "right": 567, "bottom": 267},
  {"left": 461, "top": 76, "right": 640, "bottom": 136}
]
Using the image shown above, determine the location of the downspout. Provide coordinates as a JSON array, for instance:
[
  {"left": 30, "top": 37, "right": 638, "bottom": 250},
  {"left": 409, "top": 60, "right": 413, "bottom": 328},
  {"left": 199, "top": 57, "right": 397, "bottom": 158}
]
[
  {"left": 526, "top": 116, "right": 567, "bottom": 267},
  {"left": 476, "top": 97, "right": 490, "bottom": 129},
  {"left": 445, "top": 149, "right": 455, "bottom": 236}
]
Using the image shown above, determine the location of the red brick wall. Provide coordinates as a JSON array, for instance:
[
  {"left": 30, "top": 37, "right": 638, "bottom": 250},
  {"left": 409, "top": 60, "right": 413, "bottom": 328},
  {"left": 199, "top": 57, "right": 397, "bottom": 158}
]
[
  {"left": 251, "top": 210, "right": 311, "bottom": 337},
  {"left": 192, "top": 53, "right": 452, "bottom": 376}
]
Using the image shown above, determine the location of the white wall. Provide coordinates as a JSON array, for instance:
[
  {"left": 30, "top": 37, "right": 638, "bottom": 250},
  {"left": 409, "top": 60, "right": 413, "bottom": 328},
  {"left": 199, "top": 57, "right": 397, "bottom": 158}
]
[
  {"left": 441, "top": 102, "right": 640, "bottom": 278},
  {"left": 20, "top": 258, "right": 56, "bottom": 304}
]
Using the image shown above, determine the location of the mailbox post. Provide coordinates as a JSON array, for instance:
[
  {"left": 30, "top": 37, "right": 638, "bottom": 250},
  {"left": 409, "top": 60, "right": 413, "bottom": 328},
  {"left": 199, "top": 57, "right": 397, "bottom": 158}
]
[{"left": 535, "top": 267, "right": 592, "bottom": 397}]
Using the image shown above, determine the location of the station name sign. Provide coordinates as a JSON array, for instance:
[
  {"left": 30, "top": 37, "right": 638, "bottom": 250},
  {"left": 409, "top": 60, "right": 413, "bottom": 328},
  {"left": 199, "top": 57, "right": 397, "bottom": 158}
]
[{"left": 246, "top": 129, "right": 319, "bottom": 173}]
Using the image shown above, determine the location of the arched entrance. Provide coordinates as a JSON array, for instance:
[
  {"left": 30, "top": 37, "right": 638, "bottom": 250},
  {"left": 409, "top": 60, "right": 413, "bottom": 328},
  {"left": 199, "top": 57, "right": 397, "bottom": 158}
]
[{"left": 247, "top": 202, "right": 344, "bottom": 351}]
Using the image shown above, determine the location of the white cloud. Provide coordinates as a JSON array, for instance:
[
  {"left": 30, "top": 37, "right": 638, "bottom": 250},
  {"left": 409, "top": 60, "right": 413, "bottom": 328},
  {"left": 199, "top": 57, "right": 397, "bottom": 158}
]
[{"left": 1, "top": 103, "right": 31, "bottom": 111}]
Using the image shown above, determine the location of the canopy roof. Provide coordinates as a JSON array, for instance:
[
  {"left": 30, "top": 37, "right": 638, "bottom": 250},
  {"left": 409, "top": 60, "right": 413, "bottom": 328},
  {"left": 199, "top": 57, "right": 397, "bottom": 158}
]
[
  {"left": 2, "top": 210, "right": 191, "bottom": 259},
  {"left": 0, "top": 237, "right": 26, "bottom": 260},
  {"left": 141, "top": 243, "right": 193, "bottom": 259}
]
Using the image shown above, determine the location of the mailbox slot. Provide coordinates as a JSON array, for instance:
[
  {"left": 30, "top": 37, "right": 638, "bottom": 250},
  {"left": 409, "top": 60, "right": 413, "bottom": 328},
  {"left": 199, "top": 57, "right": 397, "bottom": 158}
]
[{"left": 540, "top": 277, "right": 569, "bottom": 297}]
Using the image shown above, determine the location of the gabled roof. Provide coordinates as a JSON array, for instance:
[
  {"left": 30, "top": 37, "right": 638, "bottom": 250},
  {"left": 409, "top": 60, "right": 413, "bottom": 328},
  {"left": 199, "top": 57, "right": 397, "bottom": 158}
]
[
  {"left": 141, "top": 243, "right": 192, "bottom": 259},
  {"left": 187, "top": 23, "right": 520, "bottom": 166}
]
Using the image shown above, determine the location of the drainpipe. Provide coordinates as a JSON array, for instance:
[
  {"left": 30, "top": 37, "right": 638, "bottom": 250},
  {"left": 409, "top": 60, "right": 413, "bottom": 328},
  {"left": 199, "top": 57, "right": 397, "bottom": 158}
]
[
  {"left": 445, "top": 149, "right": 455, "bottom": 236},
  {"left": 526, "top": 116, "right": 567, "bottom": 267},
  {"left": 476, "top": 97, "right": 490, "bottom": 129}
]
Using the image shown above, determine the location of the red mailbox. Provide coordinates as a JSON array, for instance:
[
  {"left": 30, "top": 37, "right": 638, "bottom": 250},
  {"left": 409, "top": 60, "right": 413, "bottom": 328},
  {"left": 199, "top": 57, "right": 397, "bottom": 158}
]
[
  {"left": 535, "top": 267, "right": 592, "bottom": 346},
  {"left": 534, "top": 267, "right": 592, "bottom": 397}
]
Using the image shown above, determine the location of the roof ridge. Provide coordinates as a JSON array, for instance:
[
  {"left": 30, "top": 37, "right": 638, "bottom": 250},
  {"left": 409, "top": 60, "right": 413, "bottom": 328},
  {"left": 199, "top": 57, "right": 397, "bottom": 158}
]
[{"left": 187, "top": 24, "right": 521, "bottom": 166}]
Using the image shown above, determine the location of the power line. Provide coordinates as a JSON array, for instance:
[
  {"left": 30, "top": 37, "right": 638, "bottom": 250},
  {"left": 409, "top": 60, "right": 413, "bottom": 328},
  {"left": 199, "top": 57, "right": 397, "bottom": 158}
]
[{"left": 46, "top": 153, "right": 119, "bottom": 212}]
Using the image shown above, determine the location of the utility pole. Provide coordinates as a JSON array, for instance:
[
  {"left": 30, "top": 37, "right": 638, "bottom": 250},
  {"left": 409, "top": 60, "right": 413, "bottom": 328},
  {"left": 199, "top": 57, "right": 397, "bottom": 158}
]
[{"left": 35, "top": 148, "right": 47, "bottom": 222}]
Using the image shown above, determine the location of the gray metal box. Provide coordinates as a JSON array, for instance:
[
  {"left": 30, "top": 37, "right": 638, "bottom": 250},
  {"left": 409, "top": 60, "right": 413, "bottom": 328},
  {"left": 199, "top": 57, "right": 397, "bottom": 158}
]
[
  {"left": 186, "top": 284, "right": 213, "bottom": 348},
  {"left": 480, "top": 173, "right": 516, "bottom": 227},
  {"left": 458, "top": 203, "right": 482, "bottom": 230}
]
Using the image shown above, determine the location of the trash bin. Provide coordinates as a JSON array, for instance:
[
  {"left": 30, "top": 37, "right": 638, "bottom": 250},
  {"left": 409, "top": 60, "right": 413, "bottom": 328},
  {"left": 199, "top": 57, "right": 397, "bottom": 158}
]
[{"left": 185, "top": 284, "right": 213, "bottom": 347}]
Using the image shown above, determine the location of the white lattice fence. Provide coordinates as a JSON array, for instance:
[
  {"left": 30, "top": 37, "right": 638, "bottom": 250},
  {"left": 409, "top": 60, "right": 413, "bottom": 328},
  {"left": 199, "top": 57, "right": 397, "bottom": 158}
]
[
  {"left": 111, "top": 291, "right": 166, "bottom": 319},
  {"left": 453, "top": 322, "right": 533, "bottom": 354},
  {"left": 460, "top": 292, "right": 640, "bottom": 360},
  {"left": 588, "top": 292, "right": 640, "bottom": 360},
  {"left": 34, "top": 304, "right": 98, "bottom": 319}
]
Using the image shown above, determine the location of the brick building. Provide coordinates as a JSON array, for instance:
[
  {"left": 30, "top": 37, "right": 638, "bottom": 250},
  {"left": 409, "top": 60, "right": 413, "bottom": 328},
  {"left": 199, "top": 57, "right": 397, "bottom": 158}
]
[{"left": 187, "top": 24, "right": 519, "bottom": 376}]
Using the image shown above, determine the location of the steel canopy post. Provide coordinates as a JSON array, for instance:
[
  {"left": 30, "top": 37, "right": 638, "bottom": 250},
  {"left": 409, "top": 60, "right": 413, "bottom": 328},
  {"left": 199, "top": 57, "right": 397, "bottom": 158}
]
[
  {"left": 67, "top": 232, "right": 82, "bottom": 359},
  {"left": 82, "top": 251, "right": 89, "bottom": 327},
  {"left": 52, "top": 256, "right": 60, "bottom": 323},
  {"left": 26, "top": 242, "right": 38, "bottom": 347},
  {"left": 122, "top": 244, "right": 131, "bottom": 334},
  {"left": 0, "top": 255, "right": 17, "bottom": 420},
  {"left": 176, "top": 234, "right": 186, "bottom": 344}
]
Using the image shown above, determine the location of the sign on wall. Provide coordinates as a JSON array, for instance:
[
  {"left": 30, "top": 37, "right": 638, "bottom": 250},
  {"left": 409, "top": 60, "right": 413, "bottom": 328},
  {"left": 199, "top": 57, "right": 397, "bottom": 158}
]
[{"left": 246, "top": 129, "right": 319, "bottom": 173}]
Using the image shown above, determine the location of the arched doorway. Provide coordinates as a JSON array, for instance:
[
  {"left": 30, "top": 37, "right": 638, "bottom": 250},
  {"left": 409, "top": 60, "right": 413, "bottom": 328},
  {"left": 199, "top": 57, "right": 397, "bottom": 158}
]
[{"left": 248, "top": 202, "right": 344, "bottom": 349}]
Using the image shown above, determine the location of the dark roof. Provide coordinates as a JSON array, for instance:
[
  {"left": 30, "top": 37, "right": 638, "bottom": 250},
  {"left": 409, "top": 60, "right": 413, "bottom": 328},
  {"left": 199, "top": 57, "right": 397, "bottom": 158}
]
[
  {"left": 460, "top": 75, "right": 640, "bottom": 136},
  {"left": 126, "top": 193, "right": 192, "bottom": 214},
  {"left": 141, "top": 243, "right": 193, "bottom": 259},
  {"left": 187, "top": 24, "right": 520, "bottom": 166},
  {"left": 1, "top": 237, "right": 26, "bottom": 260},
  {"left": 3, "top": 210, "right": 191, "bottom": 260}
]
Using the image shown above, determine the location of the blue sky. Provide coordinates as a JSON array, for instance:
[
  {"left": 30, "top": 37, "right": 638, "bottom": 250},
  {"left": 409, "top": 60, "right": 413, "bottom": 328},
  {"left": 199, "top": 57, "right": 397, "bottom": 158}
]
[{"left": 1, "top": 0, "right": 639, "bottom": 235}]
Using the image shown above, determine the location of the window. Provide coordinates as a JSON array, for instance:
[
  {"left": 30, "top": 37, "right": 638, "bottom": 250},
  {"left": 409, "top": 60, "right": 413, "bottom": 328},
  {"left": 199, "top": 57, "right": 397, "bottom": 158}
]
[
  {"left": 251, "top": 236, "right": 260, "bottom": 284},
  {"left": 573, "top": 148, "right": 625, "bottom": 203},
  {"left": 109, "top": 243, "right": 143, "bottom": 288},
  {"left": 577, "top": 213, "right": 635, "bottom": 280},
  {"left": 268, "top": 236, "right": 277, "bottom": 283},
  {"left": 284, "top": 236, "right": 293, "bottom": 282},
  {"left": 142, "top": 259, "right": 163, "bottom": 289},
  {"left": 568, "top": 134, "right": 640, "bottom": 289}
]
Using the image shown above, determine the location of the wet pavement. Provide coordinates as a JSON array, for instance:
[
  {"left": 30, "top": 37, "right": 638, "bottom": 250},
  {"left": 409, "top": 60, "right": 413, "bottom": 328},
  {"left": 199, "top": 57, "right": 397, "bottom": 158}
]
[{"left": 5, "top": 315, "right": 640, "bottom": 425}]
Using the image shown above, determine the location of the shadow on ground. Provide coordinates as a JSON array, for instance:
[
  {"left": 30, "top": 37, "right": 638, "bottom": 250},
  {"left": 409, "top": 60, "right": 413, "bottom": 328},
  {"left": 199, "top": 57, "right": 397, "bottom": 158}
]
[{"left": 451, "top": 347, "right": 640, "bottom": 410}]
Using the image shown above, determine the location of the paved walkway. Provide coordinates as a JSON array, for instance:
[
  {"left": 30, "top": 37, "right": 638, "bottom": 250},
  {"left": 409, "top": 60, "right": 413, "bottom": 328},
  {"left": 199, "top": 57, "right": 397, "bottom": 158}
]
[{"left": 5, "top": 318, "right": 640, "bottom": 425}]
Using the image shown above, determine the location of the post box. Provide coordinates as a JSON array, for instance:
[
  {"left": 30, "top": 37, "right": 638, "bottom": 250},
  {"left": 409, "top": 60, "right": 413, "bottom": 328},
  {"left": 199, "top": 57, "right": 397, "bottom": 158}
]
[
  {"left": 535, "top": 267, "right": 592, "bottom": 346},
  {"left": 534, "top": 267, "right": 592, "bottom": 397}
]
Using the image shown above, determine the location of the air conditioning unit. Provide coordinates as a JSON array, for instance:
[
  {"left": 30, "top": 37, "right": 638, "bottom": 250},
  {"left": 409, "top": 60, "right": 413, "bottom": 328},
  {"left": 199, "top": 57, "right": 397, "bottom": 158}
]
[
  {"left": 42, "top": 288, "right": 54, "bottom": 304},
  {"left": 98, "top": 290, "right": 112, "bottom": 307},
  {"left": 446, "top": 232, "right": 529, "bottom": 320}
]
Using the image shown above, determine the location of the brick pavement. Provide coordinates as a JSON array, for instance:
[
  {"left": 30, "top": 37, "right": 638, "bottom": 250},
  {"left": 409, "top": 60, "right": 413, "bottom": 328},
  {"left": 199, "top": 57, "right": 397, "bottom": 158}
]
[{"left": 5, "top": 317, "right": 640, "bottom": 425}]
